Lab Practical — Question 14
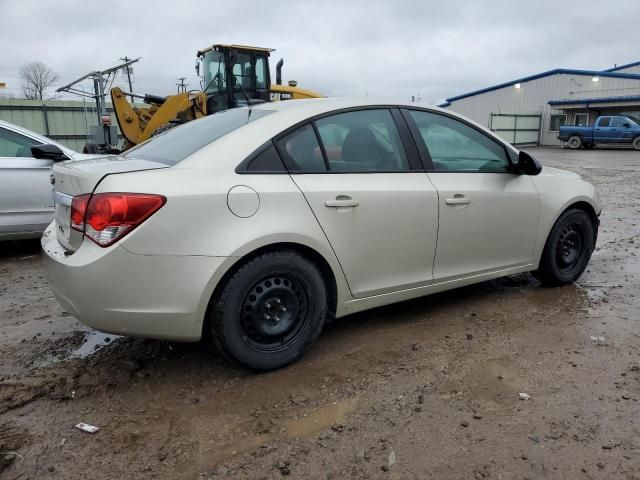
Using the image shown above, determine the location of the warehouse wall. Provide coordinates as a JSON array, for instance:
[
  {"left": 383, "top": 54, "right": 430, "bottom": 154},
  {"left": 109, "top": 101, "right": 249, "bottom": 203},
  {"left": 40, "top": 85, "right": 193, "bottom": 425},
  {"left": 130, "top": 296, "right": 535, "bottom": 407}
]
[
  {"left": 445, "top": 74, "right": 640, "bottom": 145},
  {"left": 0, "top": 99, "right": 121, "bottom": 152}
]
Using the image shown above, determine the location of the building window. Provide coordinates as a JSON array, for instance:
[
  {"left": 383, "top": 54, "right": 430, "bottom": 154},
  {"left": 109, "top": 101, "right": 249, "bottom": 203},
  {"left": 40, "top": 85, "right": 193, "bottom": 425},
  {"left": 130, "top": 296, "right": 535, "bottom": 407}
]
[
  {"left": 549, "top": 114, "right": 567, "bottom": 132},
  {"left": 574, "top": 113, "right": 589, "bottom": 126}
]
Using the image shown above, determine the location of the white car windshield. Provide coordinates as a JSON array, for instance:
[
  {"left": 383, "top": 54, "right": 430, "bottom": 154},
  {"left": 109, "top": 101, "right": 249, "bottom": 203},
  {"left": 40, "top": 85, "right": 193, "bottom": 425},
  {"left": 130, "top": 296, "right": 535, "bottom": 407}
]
[{"left": 124, "top": 108, "right": 273, "bottom": 165}]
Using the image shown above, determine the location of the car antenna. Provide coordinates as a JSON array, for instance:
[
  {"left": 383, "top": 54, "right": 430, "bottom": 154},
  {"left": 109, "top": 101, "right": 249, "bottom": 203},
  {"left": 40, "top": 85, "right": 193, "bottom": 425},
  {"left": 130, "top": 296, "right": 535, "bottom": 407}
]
[{"left": 232, "top": 74, "right": 265, "bottom": 117}]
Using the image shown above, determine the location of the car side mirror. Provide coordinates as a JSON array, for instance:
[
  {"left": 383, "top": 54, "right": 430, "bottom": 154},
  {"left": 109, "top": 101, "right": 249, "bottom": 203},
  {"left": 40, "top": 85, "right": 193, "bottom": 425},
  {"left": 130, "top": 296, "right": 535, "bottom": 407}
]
[
  {"left": 623, "top": 123, "right": 631, "bottom": 128},
  {"left": 31, "top": 144, "right": 69, "bottom": 161},
  {"left": 517, "top": 150, "right": 542, "bottom": 176}
]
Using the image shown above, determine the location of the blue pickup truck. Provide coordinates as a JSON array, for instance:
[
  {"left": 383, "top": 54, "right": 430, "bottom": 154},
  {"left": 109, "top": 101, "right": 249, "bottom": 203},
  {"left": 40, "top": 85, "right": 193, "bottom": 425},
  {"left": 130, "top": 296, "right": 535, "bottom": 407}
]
[{"left": 558, "top": 115, "right": 640, "bottom": 150}]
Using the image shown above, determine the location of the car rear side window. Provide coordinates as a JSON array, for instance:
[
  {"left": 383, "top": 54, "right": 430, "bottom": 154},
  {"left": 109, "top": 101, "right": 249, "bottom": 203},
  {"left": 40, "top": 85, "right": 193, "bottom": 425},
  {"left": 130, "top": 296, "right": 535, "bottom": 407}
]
[
  {"left": 276, "top": 124, "right": 327, "bottom": 172},
  {"left": 124, "top": 108, "right": 273, "bottom": 165},
  {"left": 315, "top": 109, "right": 409, "bottom": 172},
  {"left": 241, "top": 143, "right": 286, "bottom": 172},
  {"left": 597, "top": 117, "right": 611, "bottom": 127},
  {"left": 407, "top": 110, "right": 510, "bottom": 173}
]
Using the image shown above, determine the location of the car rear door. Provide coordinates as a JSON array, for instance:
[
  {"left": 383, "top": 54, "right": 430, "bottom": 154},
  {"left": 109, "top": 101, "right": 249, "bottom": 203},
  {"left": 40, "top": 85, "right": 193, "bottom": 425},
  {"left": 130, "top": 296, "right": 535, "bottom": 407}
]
[
  {"left": 593, "top": 117, "right": 613, "bottom": 142},
  {"left": 0, "top": 126, "right": 53, "bottom": 236},
  {"left": 403, "top": 109, "right": 539, "bottom": 282},
  {"left": 276, "top": 108, "right": 439, "bottom": 298}
]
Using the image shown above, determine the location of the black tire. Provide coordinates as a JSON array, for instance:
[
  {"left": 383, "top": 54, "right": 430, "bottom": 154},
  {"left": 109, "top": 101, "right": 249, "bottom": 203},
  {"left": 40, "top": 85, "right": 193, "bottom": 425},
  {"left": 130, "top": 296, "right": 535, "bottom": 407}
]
[
  {"left": 533, "top": 209, "right": 595, "bottom": 286},
  {"left": 150, "top": 123, "right": 178, "bottom": 138},
  {"left": 567, "top": 136, "right": 582, "bottom": 149},
  {"left": 209, "top": 250, "right": 327, "bottom": 370},
  {"left": 633, "top": 136, "right": 640, "bottom": 151}
]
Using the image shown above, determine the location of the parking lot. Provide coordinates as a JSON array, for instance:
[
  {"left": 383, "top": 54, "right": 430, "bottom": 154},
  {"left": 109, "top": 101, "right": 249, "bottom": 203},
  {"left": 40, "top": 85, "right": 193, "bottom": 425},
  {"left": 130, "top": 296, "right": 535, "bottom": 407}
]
[{"left": 1, "top": 147, "right": 639, "bottom": 479}]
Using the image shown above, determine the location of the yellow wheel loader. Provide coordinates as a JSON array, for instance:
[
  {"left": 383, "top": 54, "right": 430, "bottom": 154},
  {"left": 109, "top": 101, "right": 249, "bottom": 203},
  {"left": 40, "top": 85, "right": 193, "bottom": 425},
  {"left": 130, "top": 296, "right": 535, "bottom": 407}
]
[{"left": 111, "top": 44, "right": 323, "bottom": 150}]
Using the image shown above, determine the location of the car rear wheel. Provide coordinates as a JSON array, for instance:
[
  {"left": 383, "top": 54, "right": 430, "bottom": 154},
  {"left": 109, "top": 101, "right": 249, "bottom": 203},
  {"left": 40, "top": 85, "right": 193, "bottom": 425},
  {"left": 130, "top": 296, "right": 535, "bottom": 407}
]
[
  {"left": 633, "top": 136, "right": 640, "bottom": 151},
  {"left": 567, "top": 136, "right": 582, "bottom": 149},
  {"left": 209, "top": 250, "right": 327, "bottom": 370},
  {"left": 533, "top": 209, "right": 595, "bottom": 286}
]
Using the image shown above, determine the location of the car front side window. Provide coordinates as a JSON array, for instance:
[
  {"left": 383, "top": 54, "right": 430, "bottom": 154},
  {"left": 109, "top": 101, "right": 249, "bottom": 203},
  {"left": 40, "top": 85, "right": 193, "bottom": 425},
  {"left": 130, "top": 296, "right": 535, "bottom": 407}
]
[
  {"left": 407, "top": 110, "right": 510, "bottom": 173},
  {"left": 611, "top": 117, "right": 628, "bottom": 128},
  {"left": 0, "top": 127, "right": 41, "bottom": 158}
]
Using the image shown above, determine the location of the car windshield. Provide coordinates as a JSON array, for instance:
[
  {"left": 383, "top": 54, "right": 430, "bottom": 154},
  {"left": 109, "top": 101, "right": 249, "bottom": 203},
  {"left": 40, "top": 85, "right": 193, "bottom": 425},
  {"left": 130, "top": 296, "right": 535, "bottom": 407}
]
[
  {"left": 627, "top": 116, "right": 640, "bottom": 125},
  {"left": 124, "top": 108, "right": 273, "bottom": 165}
]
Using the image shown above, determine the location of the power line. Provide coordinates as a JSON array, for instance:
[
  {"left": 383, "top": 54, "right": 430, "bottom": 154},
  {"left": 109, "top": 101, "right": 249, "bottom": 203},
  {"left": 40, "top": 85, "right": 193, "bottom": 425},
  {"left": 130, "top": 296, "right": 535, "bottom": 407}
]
[
  {"left": 176, "top": 77, "right": 188, "bottom": 93},
  {"left": 119, "top": 56, "right": 135, "bottom": 102}
]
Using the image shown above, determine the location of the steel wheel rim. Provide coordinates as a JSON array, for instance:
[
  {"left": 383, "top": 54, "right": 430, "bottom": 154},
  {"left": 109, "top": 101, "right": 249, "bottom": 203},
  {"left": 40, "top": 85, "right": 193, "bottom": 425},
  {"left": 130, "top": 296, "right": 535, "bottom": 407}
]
[
  {"left": 238, "top": 274, "right": 310, "bottom": 352},
  {"left": 556, "top": 223, "right": 585, "bottom": 271},
  {"left": 569, "top": 138, "right": 580, "bottom": 148}
]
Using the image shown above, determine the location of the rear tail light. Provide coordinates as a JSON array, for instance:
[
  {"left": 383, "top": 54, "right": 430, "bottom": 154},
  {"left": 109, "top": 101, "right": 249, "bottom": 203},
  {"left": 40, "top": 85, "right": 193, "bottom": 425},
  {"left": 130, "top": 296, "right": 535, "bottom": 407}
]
[
  {"left": 70, "top": 193, "right": 166, "bottom": 247},
  {"left": 71, "top": 194, "right": 90, "bottom": 231}
]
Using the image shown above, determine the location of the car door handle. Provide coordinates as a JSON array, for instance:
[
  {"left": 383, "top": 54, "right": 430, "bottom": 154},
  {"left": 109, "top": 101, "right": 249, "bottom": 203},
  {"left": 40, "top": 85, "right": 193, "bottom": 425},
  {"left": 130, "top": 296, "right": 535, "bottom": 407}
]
[
  {"left": 446, "top": 195, "right": 471, "bottom": 205},
  {"left": 325, "top": 196, "right": 359, "bottom": 208}
]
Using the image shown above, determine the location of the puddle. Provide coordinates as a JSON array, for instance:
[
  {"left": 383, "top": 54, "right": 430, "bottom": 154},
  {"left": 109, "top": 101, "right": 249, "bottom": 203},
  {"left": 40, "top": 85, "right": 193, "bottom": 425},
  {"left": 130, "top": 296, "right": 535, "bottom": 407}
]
[
  {"left": 196, "top": 397, "right": 359, "bottom": 468},
  {"left": 466, "top": 357, "right": 521, "bottom": 403},
  {"left": 286, "top": 397, "right": 358, "bottom": 437},
  {"left": 71, "top": 331, "right": 121, "bottom": 358}
]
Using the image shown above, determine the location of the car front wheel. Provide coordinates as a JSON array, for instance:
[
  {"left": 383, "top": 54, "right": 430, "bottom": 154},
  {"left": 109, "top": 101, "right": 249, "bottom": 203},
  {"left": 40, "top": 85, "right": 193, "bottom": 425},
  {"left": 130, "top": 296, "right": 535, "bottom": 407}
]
[
  {"left": 633, "top": 136, "right": 640, "bottom": 151},
  {"left": 208, "top": 250, "right": 327, "bottom": 370},
  {"left": 533, "top": 208, "right": 595, "bottom": 286}
]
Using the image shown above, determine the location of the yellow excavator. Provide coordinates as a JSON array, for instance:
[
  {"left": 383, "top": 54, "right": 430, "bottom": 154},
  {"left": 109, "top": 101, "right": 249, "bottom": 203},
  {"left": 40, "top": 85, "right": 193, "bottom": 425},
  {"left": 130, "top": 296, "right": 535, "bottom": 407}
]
[{"left": 111, "top": 44, "right": 323, "bottom": 150}]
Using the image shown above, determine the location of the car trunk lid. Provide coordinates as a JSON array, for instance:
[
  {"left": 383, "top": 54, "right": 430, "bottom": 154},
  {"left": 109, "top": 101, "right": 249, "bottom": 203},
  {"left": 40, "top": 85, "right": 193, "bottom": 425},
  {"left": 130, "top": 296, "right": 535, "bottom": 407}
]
[{"left": 51, "top": 155, "right": 168, "bottom": 251}]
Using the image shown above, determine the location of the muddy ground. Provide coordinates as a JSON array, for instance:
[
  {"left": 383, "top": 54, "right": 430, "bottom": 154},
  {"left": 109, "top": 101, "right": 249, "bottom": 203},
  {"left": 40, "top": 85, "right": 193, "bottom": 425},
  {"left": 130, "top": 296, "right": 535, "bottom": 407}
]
[{"left": 1, "top": 147, "right": 639, "bottom": 480}]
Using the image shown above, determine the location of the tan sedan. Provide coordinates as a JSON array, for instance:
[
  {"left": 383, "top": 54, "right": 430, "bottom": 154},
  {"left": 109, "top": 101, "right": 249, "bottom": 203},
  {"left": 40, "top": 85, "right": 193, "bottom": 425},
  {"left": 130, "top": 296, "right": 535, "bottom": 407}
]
[{"left": 42, "top": 98, "right": 600, "bottom": 370}]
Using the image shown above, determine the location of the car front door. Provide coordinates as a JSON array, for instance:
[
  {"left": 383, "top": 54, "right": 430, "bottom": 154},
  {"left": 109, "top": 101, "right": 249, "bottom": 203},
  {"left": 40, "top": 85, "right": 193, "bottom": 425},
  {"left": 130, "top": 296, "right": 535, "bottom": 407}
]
[
  {"left": 276, "top": 108, "right": 439, "bottom": 298},
  {"left": 593, "top": 116, "right": 613, "bottom": 142},
  {"left": 0, "top": 126, "right": 53, "bottom": 237},
  {"left": 403, "top": 109, "right": 539, "bottom": 282},
  {"left": 611, "top": 116, "right": 634, "bottom": 141}
]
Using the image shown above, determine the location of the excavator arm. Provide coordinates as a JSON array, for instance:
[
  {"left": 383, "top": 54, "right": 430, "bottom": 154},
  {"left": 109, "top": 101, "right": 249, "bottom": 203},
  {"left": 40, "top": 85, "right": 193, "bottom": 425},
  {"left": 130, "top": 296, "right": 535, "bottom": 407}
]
[{"left": 111, "top": 87, "right": 208, "bottom": 148}]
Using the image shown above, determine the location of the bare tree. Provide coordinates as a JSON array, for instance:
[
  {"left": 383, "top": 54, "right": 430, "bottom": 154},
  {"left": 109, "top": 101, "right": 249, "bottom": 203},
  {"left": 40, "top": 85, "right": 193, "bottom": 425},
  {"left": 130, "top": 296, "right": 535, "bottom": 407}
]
[{"left": 19, "top": 62, "right": 60, "bottom": 100}]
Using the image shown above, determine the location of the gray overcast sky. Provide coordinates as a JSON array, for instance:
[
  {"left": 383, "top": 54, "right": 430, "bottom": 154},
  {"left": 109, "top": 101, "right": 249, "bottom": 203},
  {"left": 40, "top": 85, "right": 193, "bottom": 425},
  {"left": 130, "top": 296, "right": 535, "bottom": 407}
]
[{"left": 1, "top": 0, "right": 639, "bottom": 103}]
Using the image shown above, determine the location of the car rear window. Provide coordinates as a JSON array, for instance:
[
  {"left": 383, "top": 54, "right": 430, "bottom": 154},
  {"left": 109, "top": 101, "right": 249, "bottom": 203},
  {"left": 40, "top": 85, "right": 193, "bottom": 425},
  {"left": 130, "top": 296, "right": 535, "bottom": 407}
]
[{"left": 124, "top": 108, "right": 273, "bottom": 165}]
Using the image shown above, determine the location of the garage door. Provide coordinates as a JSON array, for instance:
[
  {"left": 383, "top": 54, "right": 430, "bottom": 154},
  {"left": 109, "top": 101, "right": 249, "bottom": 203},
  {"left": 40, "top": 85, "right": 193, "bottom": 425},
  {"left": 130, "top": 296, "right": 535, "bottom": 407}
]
[{"left": 489, "top": 113, "right": 541, "bottom": 145}]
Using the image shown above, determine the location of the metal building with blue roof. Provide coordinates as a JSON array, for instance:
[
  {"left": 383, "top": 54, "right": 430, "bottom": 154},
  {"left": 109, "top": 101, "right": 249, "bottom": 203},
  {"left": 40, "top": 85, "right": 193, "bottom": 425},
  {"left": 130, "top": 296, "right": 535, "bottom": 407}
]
[{"left": 441, "top": 61, "right": 640, "bottom": 146}]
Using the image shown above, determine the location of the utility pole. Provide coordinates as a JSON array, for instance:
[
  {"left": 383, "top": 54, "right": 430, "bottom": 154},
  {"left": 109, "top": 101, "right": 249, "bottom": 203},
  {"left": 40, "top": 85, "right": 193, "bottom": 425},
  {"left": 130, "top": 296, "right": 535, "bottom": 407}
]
[
  {"left": 177, "top": 77, "right": 188, "bottom": 93},
  {"left": 120, "top": 56, "right": 134, "bottom": 102}
]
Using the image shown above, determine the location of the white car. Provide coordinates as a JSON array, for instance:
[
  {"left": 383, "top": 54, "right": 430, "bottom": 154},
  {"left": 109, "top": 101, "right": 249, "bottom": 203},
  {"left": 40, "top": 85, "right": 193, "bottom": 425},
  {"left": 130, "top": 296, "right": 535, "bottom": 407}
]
[
  {"left": 0, "top": 119, "right": 87, "bottom": 240},
  {"left": 42, "top": 98, "right": 600, "bottom": 370}
]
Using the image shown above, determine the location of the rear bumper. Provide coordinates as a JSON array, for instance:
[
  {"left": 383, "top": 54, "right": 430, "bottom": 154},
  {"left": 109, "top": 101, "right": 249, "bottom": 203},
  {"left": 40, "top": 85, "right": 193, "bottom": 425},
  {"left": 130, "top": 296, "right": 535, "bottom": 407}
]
[{"left": 41, "top": 223, "right": 228, "bottom": 341}]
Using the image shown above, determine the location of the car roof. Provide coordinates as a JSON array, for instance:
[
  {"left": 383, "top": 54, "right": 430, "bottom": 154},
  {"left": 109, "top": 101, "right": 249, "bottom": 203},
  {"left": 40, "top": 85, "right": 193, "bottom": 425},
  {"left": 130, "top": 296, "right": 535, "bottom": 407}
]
[
  {"left": 0, "top": 119, "right": 76, "bottom": 155},
  {"left": 251, "top": 96, "right": 439, "bottom": 114},
  {"left": 182, "top": 97, "right": 517, "bottom": 169},
  {"left": 245, "top": 96, "right": 486, "bottom": 133}
]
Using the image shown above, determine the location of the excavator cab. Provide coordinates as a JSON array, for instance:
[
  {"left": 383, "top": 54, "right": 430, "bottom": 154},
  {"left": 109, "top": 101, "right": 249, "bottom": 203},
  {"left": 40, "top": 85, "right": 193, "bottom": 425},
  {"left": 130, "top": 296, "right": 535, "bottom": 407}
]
[
  {"left": 111, "top": 43, "right": 323, "bottom": 151},
  {"left": 197, "top": 44, "right": 273, "bottom": 114}
]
